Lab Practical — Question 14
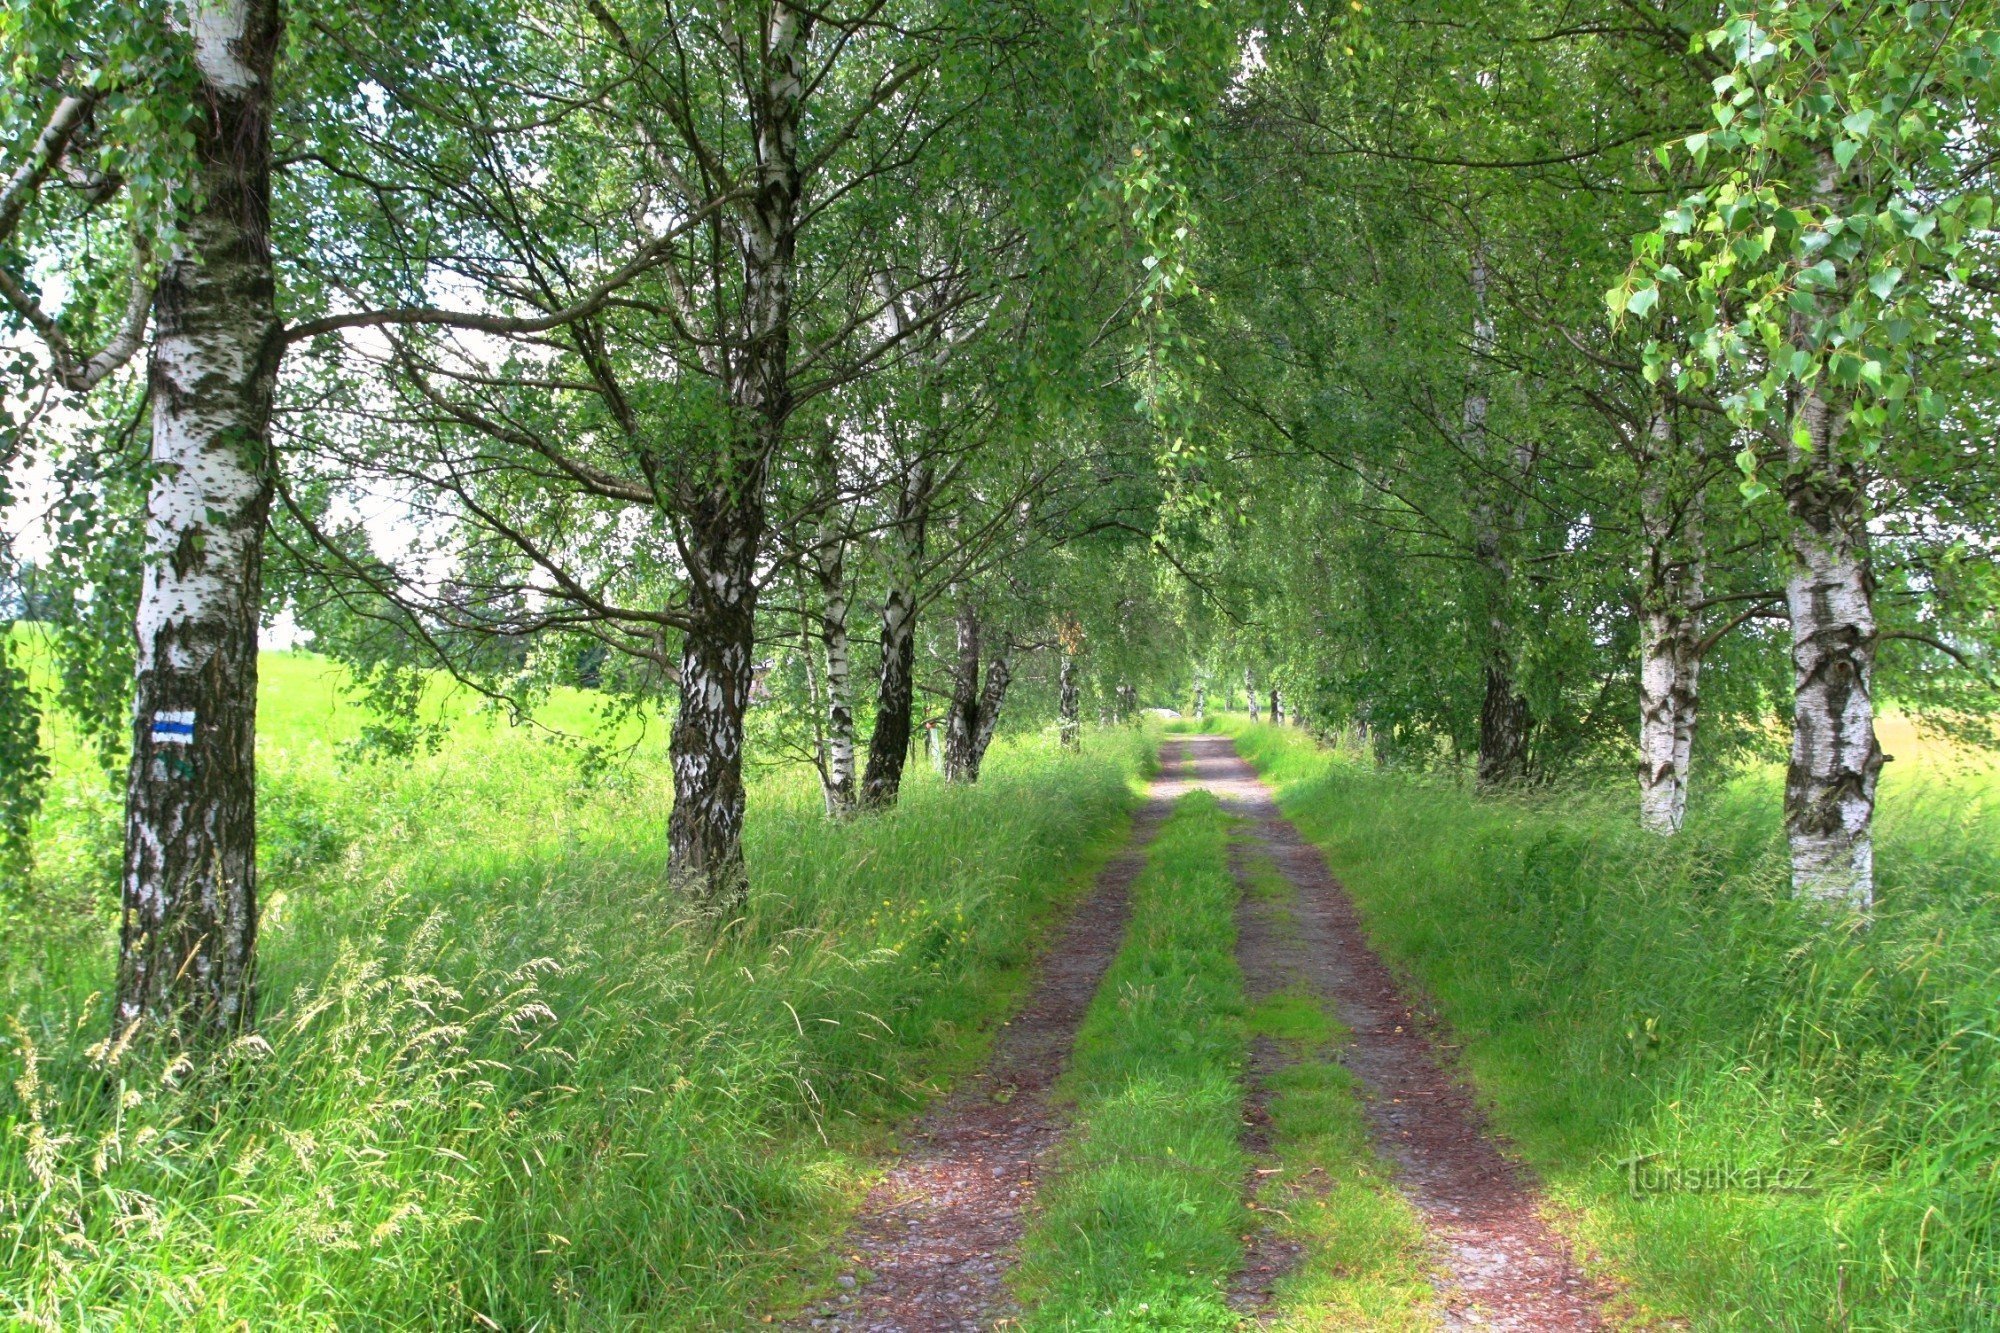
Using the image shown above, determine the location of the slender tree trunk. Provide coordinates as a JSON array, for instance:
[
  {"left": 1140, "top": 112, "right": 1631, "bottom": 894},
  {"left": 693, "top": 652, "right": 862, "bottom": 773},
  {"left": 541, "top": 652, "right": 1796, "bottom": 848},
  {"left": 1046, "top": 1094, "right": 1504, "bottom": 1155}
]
[
  {"left": 943, "top": 599, "right": 981, "bottom": 781},
  {"left": 817, "top": 555, "right": 856, "bottom": 816},
  {"left": 668, "top": 5, "right": 805, "bottom": 907},
  {"left": 1637, "top": 410, "right": 1705, "bottom": 835},
  {"left": 965, "top": 653, "right": 1010, "bottom": 780},
  {"left": 1246, "top": 667, "right": 1260, "bottom": 722},
  {"left": 1783, "top": 390, "right": 1881, "bottom": 910},
  {"left": 115, "top": 0, "right": 282, "bottom": 1044},
  {"left": 1058, "top": 653, "right": 1080, "bottom": 750},
  {"left": 860, "top": 462, "right": 931, "bottom": 810},
  {"left": 860, "top": 577, "right": 917, "bottom": 807},
  {"left": 1464, "top": 252, "right": 1533, "bottom": 789},
  {"left": 1193, "top": 676, "right": 1205, "bottom": 719},
  {"left": 1269, "top": 686, "right": 1283, "bottom": 725}
]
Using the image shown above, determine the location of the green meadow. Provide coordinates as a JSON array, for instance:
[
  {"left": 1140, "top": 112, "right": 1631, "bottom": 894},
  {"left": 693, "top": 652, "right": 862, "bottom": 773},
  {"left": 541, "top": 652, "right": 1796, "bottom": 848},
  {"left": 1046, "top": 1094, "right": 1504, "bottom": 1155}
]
[
  {"left": 2, "top": 646, "right": 1150, "bottom": 1328},
  {"left": 1205, "top": 716, "right": 2000, "bottom": 1331}
]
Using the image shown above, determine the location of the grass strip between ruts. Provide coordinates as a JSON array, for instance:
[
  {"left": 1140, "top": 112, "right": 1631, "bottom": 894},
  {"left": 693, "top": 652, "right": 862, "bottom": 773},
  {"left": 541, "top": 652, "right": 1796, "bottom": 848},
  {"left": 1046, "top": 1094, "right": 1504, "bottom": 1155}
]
[
  {"left": 1013, "top": 789, "right": 1250, "bottom": 1330},
  {"left": 1236, "top": 847, "right": 1438, "bottom": 1332}
]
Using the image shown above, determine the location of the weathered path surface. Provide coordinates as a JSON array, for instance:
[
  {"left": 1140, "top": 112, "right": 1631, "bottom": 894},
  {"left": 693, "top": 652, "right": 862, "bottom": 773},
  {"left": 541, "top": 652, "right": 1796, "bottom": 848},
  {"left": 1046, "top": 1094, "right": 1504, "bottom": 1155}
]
[
  {"left": 1190, "top": 733, "right": 1608, "bottom": 1331},
  {"left": 787, "top": 742, "right": 1190, "bottom": 1332}
]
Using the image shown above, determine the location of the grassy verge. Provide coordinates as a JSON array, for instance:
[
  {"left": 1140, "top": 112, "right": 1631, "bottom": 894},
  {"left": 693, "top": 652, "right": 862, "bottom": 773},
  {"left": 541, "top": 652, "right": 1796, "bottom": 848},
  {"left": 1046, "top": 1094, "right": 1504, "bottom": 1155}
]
[
  {"left": 1013, "top": 791, "right": 1248, "bottom": 1330},
  {"left": 1208, "top": 716, "right": 2000, "bottom": 1332},
  {"left": 1238, "top": 849, "right": 1437, "bottom": 1331},
  {"left": 0, "top": 650, "right": 1154, "bottom": 1329}
]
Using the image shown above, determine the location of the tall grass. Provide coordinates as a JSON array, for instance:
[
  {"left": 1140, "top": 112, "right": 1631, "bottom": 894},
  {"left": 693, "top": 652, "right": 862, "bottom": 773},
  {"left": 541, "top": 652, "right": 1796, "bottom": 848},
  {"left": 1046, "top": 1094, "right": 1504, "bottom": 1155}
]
[
  {"left": 1, "top": 651, "right": 1152, "bottom": 1328},
  {"left": 1213, "top": 717, "right": 2000, "bottom": 1331}
]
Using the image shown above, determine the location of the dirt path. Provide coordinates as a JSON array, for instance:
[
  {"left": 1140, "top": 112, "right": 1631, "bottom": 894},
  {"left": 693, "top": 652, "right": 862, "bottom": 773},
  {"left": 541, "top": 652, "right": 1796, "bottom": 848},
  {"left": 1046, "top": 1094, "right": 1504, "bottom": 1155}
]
[
  {"left": 1188, "top": 733, "right": 1609, "bottom": 1331},
  {"left": 786, "top": 742, "right": 1190, "bottom": 1332}
]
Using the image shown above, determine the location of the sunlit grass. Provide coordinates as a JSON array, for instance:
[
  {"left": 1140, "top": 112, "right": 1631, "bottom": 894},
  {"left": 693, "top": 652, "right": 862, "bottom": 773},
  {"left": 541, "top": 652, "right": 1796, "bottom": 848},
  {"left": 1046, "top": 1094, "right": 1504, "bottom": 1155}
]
[
  {"left": 0, "top": 646, "right": 1152, "bottom": 1328},
  {"left": 1213, "top": 715, "right": 2000, "bottom": 1332},
  {"left": 1236, "top": 851, "right": 1438, "bottom": 1332},
  {"left": 1013, "top": 791, "right": 1248, "bottom": 1330}
]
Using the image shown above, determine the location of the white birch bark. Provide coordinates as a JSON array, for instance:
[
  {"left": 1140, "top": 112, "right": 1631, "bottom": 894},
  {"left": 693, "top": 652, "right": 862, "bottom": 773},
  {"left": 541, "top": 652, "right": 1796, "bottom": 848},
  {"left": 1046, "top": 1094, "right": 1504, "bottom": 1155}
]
[
  {"left": 1058, "top": 654, "right": 1080, "bottom": 750},
  {"left": 1637, "top": 410, "right": 1704, "bottom": 835},
  {"left": 667, "top": 4, "right": 808, "bottom": 905},
  {"left": 1780, "top": 159, "right": 1881, "bottom": 911},
  {"left": 115, "top": 0, "right": 281, "bottom": 1042},
  {"left": 1783, "top": 390, "right": 1881, "bottom": 910},
  {"left": 818, "top": 557, "right": 856, "bottom": 815}
]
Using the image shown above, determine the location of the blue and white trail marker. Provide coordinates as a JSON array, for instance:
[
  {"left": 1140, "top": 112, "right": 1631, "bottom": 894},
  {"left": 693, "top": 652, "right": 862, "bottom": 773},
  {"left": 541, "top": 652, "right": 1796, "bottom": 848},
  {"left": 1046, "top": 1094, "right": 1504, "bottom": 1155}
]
[{"left": 150, "top": 710, "right": 196, "bottom": 746}]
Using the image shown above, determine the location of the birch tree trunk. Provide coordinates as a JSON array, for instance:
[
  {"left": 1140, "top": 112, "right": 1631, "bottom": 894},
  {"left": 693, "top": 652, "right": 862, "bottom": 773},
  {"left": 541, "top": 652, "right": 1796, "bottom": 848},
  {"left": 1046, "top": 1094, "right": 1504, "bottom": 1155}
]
[
  {"left": 943, "top": 599, "right": 981, "bottom": 782},
  {"left": 1779, "top": 157, "right": 1881, "bottom": 912},
  {"left": 817, "top": 554, "right": 856, "bottom": 816},
  {"left": 1246, "top": 668, "right": 1260, "bottom": 722},
  {"left": 668, "top": 4, "right": 806, "bottom": 907},
  {"left": 1782, "top": 389, "right": 1881, "bottom": 910},
  {"left": 859, "top": 461, "right": 931, "bottom": 810},
  {"left": 1637, "top": 410, "right": 1705, "bottom": 835},
  {"left": 670, "top": 502, "right": 761, "bottom": 906},
  {"left": 1192, "top": 677, "right": 1205, "bottom": 718},
  {"left": 1269, "top": 686, "right": 1283, "bottom": 725},
  {"left": 115, "top": 0, "right": 282, "bottom": 1043},
  {"left": 965, "top": 653, "right": 1010, "bottom": 781},
  {"left": 1058, "top": 653, "right": 1080, "bottom": 750}
]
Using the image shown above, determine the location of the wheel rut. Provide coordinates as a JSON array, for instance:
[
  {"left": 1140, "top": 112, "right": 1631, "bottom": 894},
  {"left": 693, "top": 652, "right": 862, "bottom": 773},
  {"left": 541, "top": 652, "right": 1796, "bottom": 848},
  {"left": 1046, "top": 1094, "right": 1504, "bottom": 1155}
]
[
  {"left": 1189, "top": 733, "right": 1610, "bottom": 1331},
  {"left": 785, "top": 741, "right": 1191, "bottom": 1332}
]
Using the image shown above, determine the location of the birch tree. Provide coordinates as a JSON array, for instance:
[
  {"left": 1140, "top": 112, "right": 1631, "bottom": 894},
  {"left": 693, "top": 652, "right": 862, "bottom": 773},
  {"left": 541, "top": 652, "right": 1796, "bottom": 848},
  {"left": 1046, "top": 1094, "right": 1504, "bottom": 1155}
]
[{"left": 1619, "top": 0, "right": 2000, "bottom": 909}]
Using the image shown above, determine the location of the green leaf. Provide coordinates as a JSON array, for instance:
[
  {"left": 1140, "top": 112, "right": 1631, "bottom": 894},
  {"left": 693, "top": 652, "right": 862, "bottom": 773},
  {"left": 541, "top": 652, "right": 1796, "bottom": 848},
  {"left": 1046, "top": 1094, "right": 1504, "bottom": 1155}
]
[{"left": 1625, "top": 285, "right": 1659, "bottom": 318}]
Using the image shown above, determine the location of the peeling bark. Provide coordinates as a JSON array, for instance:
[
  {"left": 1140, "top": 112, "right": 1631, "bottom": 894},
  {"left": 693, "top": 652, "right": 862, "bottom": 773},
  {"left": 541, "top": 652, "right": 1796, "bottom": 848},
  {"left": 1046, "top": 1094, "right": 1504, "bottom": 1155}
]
[
  {"left": 115, "top": 0, "right": 283, "bottom": 1044},
  {"left": 1783, "top": 389, "right": 1881, "bottom": 911},
  {"left": 669, "top": 506, "right": 760, "bottom": 907},
  {"left": 1637, "top": 410, "right": 1704, "bottom": 835}
]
